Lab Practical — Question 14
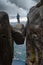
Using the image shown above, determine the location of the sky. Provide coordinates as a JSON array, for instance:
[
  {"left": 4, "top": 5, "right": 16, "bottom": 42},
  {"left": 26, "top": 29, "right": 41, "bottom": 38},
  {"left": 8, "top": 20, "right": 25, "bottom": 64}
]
[{"left": 0, "top": 0, "right": 40, "bottom": 18}]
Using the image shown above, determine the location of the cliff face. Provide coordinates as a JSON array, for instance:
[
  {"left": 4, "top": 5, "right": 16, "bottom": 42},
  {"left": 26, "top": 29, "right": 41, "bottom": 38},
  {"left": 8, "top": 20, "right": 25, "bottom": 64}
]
[
  {"left": 36, "top": 0, "right": 43, "bottom": 7},
  {"left": 0, "top": 12, "right": 13, "bottom": 65},
  {"left": 25, "top": 5, "right": 43, "bottom": 65}
]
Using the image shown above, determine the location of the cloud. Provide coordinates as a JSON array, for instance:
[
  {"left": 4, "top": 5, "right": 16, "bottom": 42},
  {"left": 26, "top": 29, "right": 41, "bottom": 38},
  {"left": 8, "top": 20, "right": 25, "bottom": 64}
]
[
  {"left": 9, "top": 0, "right": 37, "bottom": 10},
  {"left": 0, "top": 0, "right": 27, "bottom": 17},
  {"left": 6, "top": 2, "right": 27, "bottom": 17},
  {"left": 0, "top": 0, "right": 7, "bottom": 11},
  {"left": 0, "top": 0, "right": 38, "bottom": 18}
]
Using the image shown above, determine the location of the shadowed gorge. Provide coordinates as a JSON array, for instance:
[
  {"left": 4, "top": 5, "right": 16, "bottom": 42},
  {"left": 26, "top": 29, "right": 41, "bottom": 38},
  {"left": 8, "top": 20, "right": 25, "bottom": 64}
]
[{"left": 0, "top": 12, "right": 24, "bottom": 65}]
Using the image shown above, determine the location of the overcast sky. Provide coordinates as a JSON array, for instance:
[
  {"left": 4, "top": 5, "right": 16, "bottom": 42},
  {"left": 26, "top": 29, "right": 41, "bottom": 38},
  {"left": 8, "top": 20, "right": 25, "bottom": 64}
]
[{"left": 0, "top": 0, "right": 40, "bottom": 18}]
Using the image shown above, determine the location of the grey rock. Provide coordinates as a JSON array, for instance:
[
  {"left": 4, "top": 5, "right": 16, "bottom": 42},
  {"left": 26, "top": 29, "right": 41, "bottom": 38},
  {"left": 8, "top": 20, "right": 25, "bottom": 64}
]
[{"left": 23, "top": 3, "right": 43, "bottom": 65}]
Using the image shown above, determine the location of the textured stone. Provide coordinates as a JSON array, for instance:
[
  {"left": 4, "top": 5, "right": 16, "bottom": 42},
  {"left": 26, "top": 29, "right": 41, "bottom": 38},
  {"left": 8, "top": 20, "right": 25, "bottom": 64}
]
[{"left": 23, "top": 2, "right": 43, "bottom": 65}]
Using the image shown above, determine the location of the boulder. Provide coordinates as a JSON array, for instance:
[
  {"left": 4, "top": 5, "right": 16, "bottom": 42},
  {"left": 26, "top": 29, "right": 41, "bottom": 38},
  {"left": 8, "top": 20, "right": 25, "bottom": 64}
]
[{"left": 11, "top": 22, "right": 25, "bottom": 45}]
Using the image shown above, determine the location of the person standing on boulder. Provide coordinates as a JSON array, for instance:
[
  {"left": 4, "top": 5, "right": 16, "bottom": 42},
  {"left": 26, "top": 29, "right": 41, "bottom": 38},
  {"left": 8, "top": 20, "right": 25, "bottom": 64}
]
[{"left": 17, "top": 13, "right": 20, "bottom": 23}]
